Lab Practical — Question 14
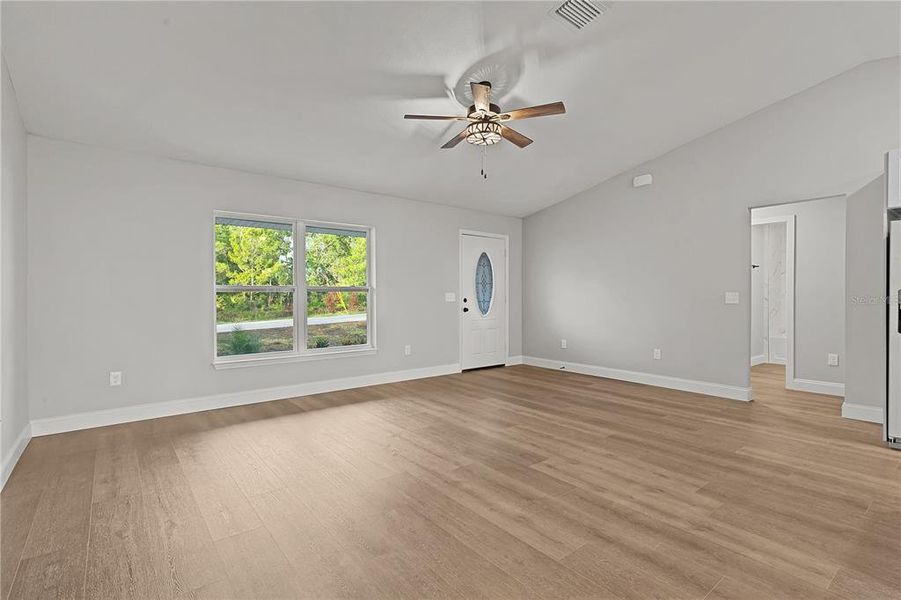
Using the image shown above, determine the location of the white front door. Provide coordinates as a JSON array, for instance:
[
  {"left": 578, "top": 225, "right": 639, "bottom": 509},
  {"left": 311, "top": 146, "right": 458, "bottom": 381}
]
[{"left": 460, "top": 233, "right": 507, "bottom": 370}]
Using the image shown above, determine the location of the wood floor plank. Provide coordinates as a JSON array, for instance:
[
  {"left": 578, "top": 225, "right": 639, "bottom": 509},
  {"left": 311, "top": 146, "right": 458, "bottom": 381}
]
[
  {"left": 7, "top": 448, "right": 95, "bottom": 600},
  {"left": 248, "top": 486, "right": 374, "bottom": 599},
  {"left": 2, "top": 364, "right": 899, "bottom": 599},
  {"left": 135, "top": 436, "right": 226, "bottom": 597},
  {"left": 0, "top": 489, "right": 41, "bottom": 600},
  {"left": 214, "top": 526, "right": 302, "bottom": 599},
  {"left": 83, "top": 494, "right": 157, "bottom": 600},
  {"left": 171, "top": 419, "right": 263, "bottom": 541},
  {"left": 391, "top": 471, "right": 601, "bottom": 598}
]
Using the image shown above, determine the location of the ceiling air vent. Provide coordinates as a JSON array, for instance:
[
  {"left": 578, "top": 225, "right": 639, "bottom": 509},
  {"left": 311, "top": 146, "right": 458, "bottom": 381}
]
[{"left": 552, "top": 0, "right": 609, "bottom": 30}]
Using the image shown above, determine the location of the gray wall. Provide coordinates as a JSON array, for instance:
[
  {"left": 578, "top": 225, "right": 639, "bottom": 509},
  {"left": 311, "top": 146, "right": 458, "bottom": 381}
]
[
  {"left": 524, "top": 57, "right": 899, "bottom": 391},
  {"left": 1, "top": 57, "right": 30, "bottom": 466},
  {"left": 753, "top": 196, "right": 847, "bottom": 385},
  {"left": 845, "top": 175, "right": 887, "bottom": 413},
  {"left": 26, "top": 137, "right": 522, "bottom": 420}
]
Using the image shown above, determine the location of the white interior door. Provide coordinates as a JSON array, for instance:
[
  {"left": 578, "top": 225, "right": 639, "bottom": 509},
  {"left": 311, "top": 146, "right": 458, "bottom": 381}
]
[{"left": 460, "top": 233, "right": 507, "bottom": 370}]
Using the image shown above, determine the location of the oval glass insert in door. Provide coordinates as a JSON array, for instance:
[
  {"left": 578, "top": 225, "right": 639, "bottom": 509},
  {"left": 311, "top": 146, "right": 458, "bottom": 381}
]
[{"left": 475, "top": 252, "right": 494, "bottom": 316}]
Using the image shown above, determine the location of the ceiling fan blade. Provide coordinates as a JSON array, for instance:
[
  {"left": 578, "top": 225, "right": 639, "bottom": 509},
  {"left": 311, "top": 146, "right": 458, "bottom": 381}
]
[
  {"left": 470, "top": 82, "right": 491, "bottom": 112},
  {"left": 404, "top": 114, "right": 468, "bottom": 121},
  {"left": 500, "top": 102, "right": 566, "bottom": 121},
  {"left": 499, "top": 125, "right": 533, "bottom": 148},
  {"left": 441, "top": 128, "right": 469, "bottom": 149}
]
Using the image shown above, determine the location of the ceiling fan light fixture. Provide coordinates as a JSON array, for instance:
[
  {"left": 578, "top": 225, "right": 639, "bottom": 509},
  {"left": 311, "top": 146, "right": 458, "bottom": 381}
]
[{"left": 465, "top": 121, "right": 502, "bottom": 146}]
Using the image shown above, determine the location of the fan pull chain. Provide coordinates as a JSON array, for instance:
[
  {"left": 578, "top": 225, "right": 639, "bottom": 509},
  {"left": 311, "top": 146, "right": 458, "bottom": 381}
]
[{"left": 480, "top": 146, "right": 488, "bottom": 180}]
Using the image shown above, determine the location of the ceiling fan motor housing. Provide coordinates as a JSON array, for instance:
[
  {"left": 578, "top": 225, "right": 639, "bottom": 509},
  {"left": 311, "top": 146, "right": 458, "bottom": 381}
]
[{"left": 468, "top": 103, "right": 502, "bottom": 118}]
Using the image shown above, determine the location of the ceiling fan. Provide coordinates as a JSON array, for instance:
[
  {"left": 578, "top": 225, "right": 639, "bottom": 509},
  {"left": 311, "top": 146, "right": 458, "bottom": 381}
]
[{"left": 404, "top": 81, "right": 565, "bottom": 149}]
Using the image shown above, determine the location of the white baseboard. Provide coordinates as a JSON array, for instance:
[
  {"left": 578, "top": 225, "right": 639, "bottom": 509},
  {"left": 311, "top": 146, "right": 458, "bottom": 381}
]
[
  {"left": 841, "top": 401, "right": 884, "bottom": 424},
  {"left": 750, "top": 354, "right": 766, "bottom": 367},
  {"left": 768, "top": 358, "right": 786, "bottom": 366},
  {"left": 786, "top": 378, "right": 845, "bottom": 397},
  {"left": 505, "top": 355, "right": 524, "bottom": 366},
  {"left": 522, "top": 356, "right": 752, "bottom": 401},
  {"left": 31, "top": 363, "right": 462, "bottom": 437},
  {"left": 1, "top": 423, "right": 32, "bottom": 491}
]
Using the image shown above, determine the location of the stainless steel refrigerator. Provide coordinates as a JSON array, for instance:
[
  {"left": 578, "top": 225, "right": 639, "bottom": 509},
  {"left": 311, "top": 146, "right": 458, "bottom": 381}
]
[{"left": 887, "top": 150, "right": 901, "bottom": 449}]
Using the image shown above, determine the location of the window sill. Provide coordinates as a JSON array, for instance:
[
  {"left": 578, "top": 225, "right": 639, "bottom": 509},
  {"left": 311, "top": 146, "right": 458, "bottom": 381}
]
[{"left": 213, "top": 346, "right": 377, "bottom": 370}]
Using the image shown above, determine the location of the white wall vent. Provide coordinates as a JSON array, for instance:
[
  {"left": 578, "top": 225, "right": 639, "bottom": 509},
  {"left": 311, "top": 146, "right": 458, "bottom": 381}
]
[{"left": 552, "top": 0, "right": 610, "bottom": 30}]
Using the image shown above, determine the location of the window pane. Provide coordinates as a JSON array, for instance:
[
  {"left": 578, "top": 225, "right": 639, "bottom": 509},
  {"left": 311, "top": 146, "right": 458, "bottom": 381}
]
[
  {"left": 305, "top": 227, "right": 367, "bottom": 287},
  {"left": 215, "top": 217, "right": 293, "bottom": 286},
  {"left": 216, "top": 291, "right": 294, "bottom": 356},
  {"left": 306, "top": 291, "right": 368, "bottom": 349},
  {"left": 475, "top": 252, "right": 494, "bottom": 316}
]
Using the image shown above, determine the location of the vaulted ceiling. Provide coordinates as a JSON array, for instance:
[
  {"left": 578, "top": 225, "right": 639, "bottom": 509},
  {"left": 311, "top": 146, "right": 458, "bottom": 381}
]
[{"left": 3, "top": 1, "right": 899, "bottom": 216}]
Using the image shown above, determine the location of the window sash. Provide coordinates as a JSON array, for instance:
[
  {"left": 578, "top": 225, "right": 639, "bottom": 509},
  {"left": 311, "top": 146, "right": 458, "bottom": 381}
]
[
  {"left": 216, "top": 285, "right": 296, "bottom": 293},
  {"left": 304, "top": 288, "right": 370, "bottom": 351},
  {"left": 215, "top": 290, "right": 297, "bottom": 356},
  {"left": 305, "top": 286, "right": 369, "bottom": 293},
  {"left": 214, "top": 213, "right": 374, "bottom": 362},
  {"left": 215, "top": 214, "right": 296, "bottom": 288}
]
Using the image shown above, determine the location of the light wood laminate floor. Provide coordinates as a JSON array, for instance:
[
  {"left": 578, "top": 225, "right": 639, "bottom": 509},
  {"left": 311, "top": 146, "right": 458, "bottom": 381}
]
[{"left": 2, "top": 364, "right": 899, "bottom": 599}]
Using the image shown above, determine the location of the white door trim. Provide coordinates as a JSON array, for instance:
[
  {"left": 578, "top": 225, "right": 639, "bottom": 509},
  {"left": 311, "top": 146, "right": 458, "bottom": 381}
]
[
  {"left": 459, "top": 230, "right": 510, "bottom": 369},
  {"left": 750, "top": 214, "right": 796, "bottom": 389}
]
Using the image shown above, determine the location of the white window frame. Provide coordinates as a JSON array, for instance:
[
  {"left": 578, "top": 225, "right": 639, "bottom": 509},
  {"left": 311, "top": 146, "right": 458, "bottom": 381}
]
[{"left": 213, "top": 210, "right": 376, "bottom": 369}]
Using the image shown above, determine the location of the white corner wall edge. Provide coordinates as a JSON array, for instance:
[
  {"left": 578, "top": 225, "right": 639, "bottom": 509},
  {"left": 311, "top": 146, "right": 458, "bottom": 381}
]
[
  {"left": 750, "top": 354, "right": 767, "bottom": 367},
  {"left": 31, "top": 363, "right": 462, "bottom": 437},
  {"left": 1, "top": 423, "right": 32, "bottom": 491},
  {"left": 841, "top": 401, "right": 884, "bottom": 424},
  {"left": 787, "top": 378, "right": 845, "bottom": 397},
  {"left": 523, "top": 356, "right": 752, "bottom": 401},
  {"left": 505, "top": 355, "right": 524, "bottom": 366}
]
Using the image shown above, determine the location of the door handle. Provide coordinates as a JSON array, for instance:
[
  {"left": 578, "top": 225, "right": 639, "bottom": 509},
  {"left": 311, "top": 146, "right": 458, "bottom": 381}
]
[{"left": 463, "top": 307, "right": 469, "bottom": 313}]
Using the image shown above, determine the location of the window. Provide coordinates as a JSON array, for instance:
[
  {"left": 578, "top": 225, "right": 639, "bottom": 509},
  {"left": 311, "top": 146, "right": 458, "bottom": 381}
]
[
  {"left": 305, "top": 226, "right": 370, "bottom": 350},
  {"left": 214, "top": 213, "right": 374, "bottom": 365},
  {"left": 475, "top": 252, "right": 493, "bottom": 316}
]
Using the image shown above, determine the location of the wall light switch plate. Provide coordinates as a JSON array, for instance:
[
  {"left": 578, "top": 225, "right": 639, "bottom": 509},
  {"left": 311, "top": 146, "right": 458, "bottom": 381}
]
[
  {"left": 653, "top": 348, "right": 662, "bottom": 360},
  {"left": 445, "top": 292, "right": 456, "bottom": 302},
  {"left": 404, "top": 345, "right": 412, "bottom": 356},
  {"left": 109, "top": 371, "right": 122, "bottom": 386},
  {"left": 724, "top": 291, "right": 740, "bottom": 305},
  {"left": 561, "top": 339, "right": 567, "bottom": 349},
  {"left": 828, "top": 353, "right": 839, "bottom": 367}
]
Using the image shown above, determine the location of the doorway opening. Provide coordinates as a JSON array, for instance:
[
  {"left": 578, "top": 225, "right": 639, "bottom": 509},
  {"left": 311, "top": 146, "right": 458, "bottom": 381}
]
[
  {"left": 750, "top": 215, "right": 795, "bottom": 383},
  {"left": 749, "top": 196, "right": 846, "bottom": 398}
]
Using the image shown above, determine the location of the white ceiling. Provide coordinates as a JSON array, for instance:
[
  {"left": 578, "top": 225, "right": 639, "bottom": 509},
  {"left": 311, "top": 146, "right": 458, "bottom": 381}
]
[{"left": 3, "top": 1, "right": 900, "bottom": 216}]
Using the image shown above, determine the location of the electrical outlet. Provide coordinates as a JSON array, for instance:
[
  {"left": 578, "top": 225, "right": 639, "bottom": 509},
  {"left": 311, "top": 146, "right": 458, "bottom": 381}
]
[
  {"left": 724, "top": 291, "right": 740, "bottom": 305},
  {"left": 561, "top": 339, "right": 567, "bottom": 349},
  {"left": 404, "top": 344, "right": 412, "bottom": 356},
  {"left": 827, "top": 353, "right": 839, "bottom": 367},
  {"left": 109, "top": 371, "right": 122, "bottom": 387},
  {"left": 444, "top": 292, "right": 456, "bottom": 302},
  {"left": 653, "top": 348, "right": 662, "bottom": 360}
]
